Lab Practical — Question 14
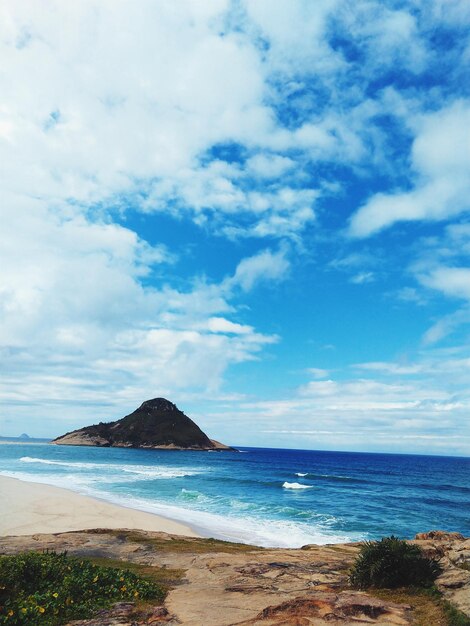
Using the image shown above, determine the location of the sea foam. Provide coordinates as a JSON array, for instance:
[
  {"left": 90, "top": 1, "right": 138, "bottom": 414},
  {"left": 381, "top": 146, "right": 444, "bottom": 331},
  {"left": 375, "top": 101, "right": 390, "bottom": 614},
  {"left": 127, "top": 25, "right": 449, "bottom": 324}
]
[
  {"left": 20, "top": 457, "right": 198, "bottom": 479},
  {"left": 102, "top": 492, "right": 352, "bottom": 548},
  {"left": 282, "top": 481, "right": 313, "bottom": 489}
]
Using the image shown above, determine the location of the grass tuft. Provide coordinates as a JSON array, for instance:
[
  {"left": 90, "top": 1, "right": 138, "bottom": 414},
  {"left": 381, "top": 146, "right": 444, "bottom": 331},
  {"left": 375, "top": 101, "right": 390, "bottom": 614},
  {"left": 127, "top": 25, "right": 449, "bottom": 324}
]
[
  {"left": 372, "top": 587, "right": 470, "bottom": 626},
  {"left": 349, "top": 536, "right": 441, "bottom": 590}
]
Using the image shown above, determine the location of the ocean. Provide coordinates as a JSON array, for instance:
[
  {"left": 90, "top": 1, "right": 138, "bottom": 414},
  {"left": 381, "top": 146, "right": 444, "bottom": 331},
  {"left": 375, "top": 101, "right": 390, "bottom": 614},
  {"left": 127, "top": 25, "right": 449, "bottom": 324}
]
[{"left": 0, "top": 441, "right": 469, "bottom": 548}]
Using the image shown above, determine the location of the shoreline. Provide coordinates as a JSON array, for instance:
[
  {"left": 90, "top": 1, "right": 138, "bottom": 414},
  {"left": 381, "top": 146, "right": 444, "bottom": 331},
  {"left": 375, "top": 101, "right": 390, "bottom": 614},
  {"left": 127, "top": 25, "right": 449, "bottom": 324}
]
[
  {"left": 0, "top": 472, "right": 354, "bottom": 548},
  {"left": 0, "top": 475, "right": 200, "bottom": 537}
]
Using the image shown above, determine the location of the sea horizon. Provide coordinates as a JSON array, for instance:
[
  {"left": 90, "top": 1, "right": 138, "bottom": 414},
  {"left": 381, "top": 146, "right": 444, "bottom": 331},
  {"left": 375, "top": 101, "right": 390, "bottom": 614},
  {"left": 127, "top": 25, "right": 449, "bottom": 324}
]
[{"left": 1, "top": 436, "right": 469, "bottom": 460}]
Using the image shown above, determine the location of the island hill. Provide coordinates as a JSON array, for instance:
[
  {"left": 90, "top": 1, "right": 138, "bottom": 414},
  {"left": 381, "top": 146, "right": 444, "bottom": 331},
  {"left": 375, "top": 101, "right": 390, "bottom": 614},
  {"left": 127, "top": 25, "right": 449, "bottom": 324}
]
[{"left": 52, "top": 398, "right": 234, "bottom": 451}]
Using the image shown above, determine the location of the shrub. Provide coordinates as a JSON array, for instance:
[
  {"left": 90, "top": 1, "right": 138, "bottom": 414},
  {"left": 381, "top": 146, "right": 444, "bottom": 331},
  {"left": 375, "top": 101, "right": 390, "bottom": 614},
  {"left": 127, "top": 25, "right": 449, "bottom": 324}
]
[
  {"left": 349, "top": 536, "right": 442, "bottom": 590},
  {"left": 0, "top": 550, "right": 164, "bottom": 625}
]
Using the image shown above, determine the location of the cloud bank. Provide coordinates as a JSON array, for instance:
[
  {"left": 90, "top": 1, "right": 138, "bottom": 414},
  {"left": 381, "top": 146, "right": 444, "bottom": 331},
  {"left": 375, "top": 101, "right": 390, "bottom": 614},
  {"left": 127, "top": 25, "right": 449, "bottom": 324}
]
[{"left": 1, "top": 1, "right": 469, "bottom": 455}]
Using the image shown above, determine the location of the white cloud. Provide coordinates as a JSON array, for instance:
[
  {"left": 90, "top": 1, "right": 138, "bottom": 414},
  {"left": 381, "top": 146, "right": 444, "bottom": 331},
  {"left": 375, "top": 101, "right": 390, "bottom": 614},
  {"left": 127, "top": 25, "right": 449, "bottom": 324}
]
[
  {"left": 246, "top": 154, "right": 295, "bottom": 179},
  {"left": 350, "top": 271, "right": 375, "bottom": 284},
  {"left": 429, "top": 0, "right": 470, "bottom": 26},
  {"left": 213, "top": 351, "right": 470, "bottom": 454},
  {"left": 0, "top": 1, "right": 297, "bottom": 433},
  {"left": 299, "top": 377, "right": 427, "bottom": 405},
  {"left": 420, "top": 267, "right": 470, "bottom": 301},
  {"left": 0, "top": 1, "right": 277, "bottom": 211},
  {"left": 206, "top": 317, "right": 254, "bottom": 335},
  {"left": 143, "top": 163, "right": 319, "bottom": 238},
  {"left": 394, "top": 287, "right": 428, "bottom": 306},
  {"left": 338, "top": 5, "right": 428, "bottom": 74},
  {"left": 229, "top": 248, "right": 290, "bottom": 292},
  {"left": 404, "top": 220, "right": 470, "bottom": 343},
  {"left": 307, "top": 367, "right": 330, "bottom": 379},
  {"left": 3, "top": 0, "right": 456, "bottom": 250},
  {"left": 0, "top": 192, "right": 282, "bottom": 434},
  {"left": 421, "top": 308, "right": 470, "bottom": 345},
  {"left": 354, "top": 361, "right": 423, "bottom": 375},
  {"left": 349, "top": 101, "right": 470, "bottom": 237},
  {"left": 243, "top": 0, "right": 343, "bottom": 75},
  {"left": 416, "top": 263, "right": 470, "bottom": 343}
]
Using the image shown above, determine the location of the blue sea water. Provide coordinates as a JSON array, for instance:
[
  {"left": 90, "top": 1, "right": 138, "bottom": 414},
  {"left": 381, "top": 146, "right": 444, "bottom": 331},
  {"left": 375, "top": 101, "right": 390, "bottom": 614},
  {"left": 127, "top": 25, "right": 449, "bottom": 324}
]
[{"left": 0, "top": 441, "right": 469, "bottom": 548}]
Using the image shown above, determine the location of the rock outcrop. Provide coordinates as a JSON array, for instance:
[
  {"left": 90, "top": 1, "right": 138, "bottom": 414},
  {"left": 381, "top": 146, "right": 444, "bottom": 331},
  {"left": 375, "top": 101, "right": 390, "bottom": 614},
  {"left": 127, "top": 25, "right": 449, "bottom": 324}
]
[
  {"left": 52, "top": 398, "right": 234, "bottom": 451},
  {"left": 413, "top": 530, "right": 470, "bottom": 618},
  {"left": 1, "top": 529, "right": 468, "bottom": 625}
]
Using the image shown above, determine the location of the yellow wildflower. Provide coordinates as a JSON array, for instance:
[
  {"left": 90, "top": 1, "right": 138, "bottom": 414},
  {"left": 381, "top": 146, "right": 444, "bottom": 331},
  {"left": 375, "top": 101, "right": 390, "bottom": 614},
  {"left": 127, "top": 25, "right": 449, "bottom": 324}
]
[
  {"left": 134, "top": 591, "right": 139, "bottom": 597},
  {"left": 21, "top": 608, "right": 27, "bottom": 613},
  {"left": 8, "top": 610, "right": 14, "bottom": 617},
  {"left": 120, "top": 585, "right": 127, "bottom": 592},
  {"left": 38, "top": 607, "right": 45, "bottom": 614},
  {"left": 53, "top": 592, "right": 59, "bottom": 598}
]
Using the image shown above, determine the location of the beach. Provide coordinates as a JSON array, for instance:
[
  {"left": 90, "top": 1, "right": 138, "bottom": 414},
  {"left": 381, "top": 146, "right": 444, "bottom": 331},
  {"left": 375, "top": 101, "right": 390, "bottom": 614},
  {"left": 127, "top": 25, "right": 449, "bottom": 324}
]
[{"left": 0, "top": 475, "right": 198, "bottom": 537}]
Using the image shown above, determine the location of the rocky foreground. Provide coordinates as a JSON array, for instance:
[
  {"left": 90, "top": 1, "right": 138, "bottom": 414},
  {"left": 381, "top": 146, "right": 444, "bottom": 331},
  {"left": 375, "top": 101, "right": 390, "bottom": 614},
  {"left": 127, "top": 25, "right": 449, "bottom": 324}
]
[{"left": 0, "top": 529, "right": 468, "bottom": 625}]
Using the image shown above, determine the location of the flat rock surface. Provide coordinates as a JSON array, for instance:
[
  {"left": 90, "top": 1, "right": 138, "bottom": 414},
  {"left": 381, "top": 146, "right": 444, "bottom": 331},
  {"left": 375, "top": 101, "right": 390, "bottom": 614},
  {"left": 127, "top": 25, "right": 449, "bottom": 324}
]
[{"left": 0, "top": 530, "right": 468, "bottom": 625}]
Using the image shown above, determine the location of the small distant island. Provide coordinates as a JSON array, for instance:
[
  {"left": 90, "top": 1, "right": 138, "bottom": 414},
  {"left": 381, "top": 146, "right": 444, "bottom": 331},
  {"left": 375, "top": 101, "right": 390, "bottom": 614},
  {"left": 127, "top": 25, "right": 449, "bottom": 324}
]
[{"left": 51, "top": 397, "right": 234, "bottom": 451}]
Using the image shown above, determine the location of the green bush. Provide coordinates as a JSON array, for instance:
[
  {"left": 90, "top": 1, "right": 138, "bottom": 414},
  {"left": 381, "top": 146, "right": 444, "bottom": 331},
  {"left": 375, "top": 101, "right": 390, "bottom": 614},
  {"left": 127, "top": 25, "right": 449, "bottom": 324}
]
[
  {"left": 349, "top": 536, "right": 442, "bottom": 590},
  {"left": 0, "top": 550, "right": 164, "bottom": 625}
]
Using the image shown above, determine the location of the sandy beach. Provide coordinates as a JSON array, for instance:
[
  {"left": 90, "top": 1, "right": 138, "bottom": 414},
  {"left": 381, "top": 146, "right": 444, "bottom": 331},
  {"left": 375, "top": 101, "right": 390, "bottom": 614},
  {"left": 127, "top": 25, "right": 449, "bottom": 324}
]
[{"left": 0, "top": 475, "right": 199, "bottom": 537}]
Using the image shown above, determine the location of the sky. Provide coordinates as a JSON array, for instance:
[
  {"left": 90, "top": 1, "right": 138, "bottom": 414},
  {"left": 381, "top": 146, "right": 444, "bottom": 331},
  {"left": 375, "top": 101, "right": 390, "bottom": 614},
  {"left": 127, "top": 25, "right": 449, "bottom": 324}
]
[{"left": 1, "top": 0, "right": 470, "bottom": 456}]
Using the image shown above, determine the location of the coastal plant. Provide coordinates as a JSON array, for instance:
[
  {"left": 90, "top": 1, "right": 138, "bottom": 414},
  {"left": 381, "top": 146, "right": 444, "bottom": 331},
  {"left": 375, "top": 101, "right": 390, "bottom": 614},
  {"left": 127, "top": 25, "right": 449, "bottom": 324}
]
[
  {"left": 349, "top": 536, "right": 442, "bottom": 590},
  {"left": 0, "top": 550, "right": 164, "bottom": 625}
]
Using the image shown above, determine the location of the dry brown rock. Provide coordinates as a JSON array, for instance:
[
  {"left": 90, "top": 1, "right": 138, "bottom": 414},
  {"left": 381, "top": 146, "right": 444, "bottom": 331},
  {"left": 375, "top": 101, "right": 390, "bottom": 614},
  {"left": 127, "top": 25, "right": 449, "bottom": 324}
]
[
  {"left": 413, "top": 530, "right": 470, "bottom": 617},
  {"left": 239, "top": 592, "right": 411, "bottom": 625},
  {"left": 415, "top": 530, "right": 465, "bottom": 541}
]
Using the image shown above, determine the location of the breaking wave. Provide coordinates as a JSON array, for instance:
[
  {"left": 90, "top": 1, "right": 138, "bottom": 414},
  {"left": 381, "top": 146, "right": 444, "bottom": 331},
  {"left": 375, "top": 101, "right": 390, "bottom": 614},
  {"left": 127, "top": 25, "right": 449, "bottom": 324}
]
[
  {"left": 282, "top": 482, "right": 313, "bottom": 490},
  {"left": 20, "top": 456, "right": 198, "bottom": 479}
]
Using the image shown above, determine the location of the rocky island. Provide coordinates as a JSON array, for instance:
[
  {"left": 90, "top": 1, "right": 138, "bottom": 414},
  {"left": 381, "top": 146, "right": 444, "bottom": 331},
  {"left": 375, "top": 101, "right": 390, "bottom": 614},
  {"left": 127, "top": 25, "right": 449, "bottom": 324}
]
[{"left": 52, "top": 397, "right": 234, "bottom": 451}]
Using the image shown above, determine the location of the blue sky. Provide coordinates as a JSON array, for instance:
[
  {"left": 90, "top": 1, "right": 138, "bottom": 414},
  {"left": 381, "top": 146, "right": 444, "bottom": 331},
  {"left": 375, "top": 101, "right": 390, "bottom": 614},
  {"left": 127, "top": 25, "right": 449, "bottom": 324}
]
[{"left": 1, "top": 0, "right": 470, "bottom": 455}]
